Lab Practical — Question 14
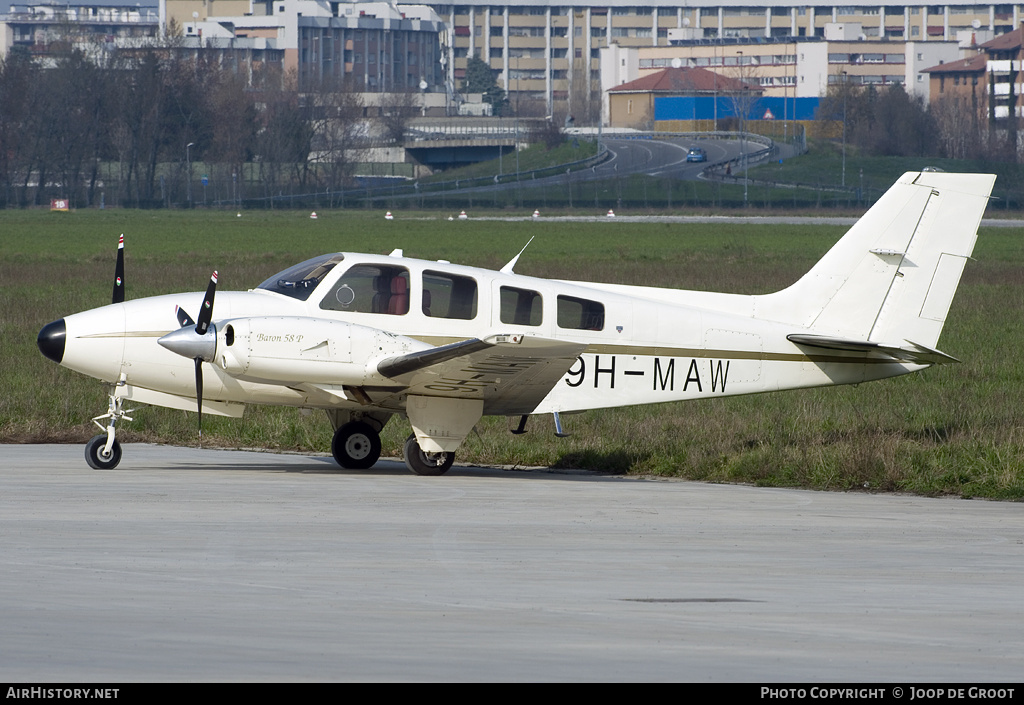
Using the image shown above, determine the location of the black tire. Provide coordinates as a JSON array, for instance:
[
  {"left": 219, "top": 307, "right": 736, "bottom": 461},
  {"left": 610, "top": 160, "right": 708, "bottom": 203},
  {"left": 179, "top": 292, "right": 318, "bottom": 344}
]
[
  {"left": 332, "top": 421, "right": 381, "bottom": 469},
  {"left": 403, "top": 434, "right": 454, "bottom": 476},
  {"left": 85, "top": 434, "right": 122, "bottom": 470}
]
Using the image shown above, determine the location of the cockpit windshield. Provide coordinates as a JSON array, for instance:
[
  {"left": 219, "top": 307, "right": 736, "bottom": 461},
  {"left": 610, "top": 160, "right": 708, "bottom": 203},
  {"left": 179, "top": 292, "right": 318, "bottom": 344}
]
[{"left": 256, "top": 254, "right": 345, "bottom": 301}]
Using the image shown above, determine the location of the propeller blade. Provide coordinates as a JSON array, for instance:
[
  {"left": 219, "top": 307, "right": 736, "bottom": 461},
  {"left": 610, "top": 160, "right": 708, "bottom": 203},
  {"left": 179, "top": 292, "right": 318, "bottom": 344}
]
[
  {"left": 194, "top": 357, "right": 204, "bottom": 440},
  {"left": 195, "top": 271, "right": 217, "bottom": 335},
  {"left": 112, "top": 234, "right": 125, "bottom": 304},
  {"left": 195, "top": 271, "right": 217, "bottom": 441},
  {"left": 175, "top": 305, "right": 195, "bottom": 328},
  {"left": 160, "top": 270, "right": 219, "bottom": 442}
]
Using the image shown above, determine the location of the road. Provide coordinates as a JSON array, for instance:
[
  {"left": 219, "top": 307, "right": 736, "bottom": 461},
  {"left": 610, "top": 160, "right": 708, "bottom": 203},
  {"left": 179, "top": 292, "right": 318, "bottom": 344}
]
[
  {"left": 598, "top": 136, "right": 729, "bottom": 180},
  {"left": 3, "top": 443, "right": 1021, "bottom": 682},
  {"left": 440, "top": 135, "right": 737, "bottom": 201}
]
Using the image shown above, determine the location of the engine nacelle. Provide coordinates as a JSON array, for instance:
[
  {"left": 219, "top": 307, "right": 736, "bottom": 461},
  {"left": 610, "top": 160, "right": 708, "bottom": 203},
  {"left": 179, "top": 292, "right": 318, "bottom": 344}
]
[{"left": 215, "top": 316, "right": 430, "bottom": 385}]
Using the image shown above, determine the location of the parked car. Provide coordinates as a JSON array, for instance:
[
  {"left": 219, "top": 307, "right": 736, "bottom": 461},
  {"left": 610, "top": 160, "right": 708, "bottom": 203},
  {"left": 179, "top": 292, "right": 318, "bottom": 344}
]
[{"left": 686, "top": 147, "right": 707, "bottom": 163}]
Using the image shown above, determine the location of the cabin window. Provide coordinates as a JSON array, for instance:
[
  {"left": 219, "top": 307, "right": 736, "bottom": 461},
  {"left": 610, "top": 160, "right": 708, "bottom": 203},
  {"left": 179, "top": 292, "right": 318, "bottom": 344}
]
[
  {"left": 557, "top": 295, "right": 604, "bottom": 331},
  {"left": 422, "top": 270, "right": 477, "bottom": 320},
  {"left": 258, "top": 253, "right": 345, "bottom": 301},
  {"left": 320, "top": 264, "right": 410, "bottom": 315},
  {"left": 499, "top": 286, "right": 543, "bottom": 326}
]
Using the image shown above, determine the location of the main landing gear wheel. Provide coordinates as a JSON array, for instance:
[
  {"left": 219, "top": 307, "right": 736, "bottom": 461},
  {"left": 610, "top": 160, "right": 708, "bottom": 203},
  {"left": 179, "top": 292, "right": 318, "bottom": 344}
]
[
  {"left": 85, "top": 434, "right": 122, "bottom": 470},
  {"left": 332, "top": 421, "right": 381, "bottom": 469},
  {"left": 403, "top": 434, "right": 454, "bottom": 476}
]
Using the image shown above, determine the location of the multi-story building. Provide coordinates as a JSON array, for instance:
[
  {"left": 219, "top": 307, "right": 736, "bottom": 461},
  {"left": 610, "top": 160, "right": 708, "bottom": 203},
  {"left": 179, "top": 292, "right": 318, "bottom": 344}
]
[
  {"left": 922, "top": 50, "right": 987, "bottom": 101},
  {"left": 1, "top": 0, "right": 160, "bottom": 60},
  {"left": 606, "top": 30, "right": 963, "bottom": 102},
  {"left": 8, "top": 1, "right": 1024, "bottom": 123},
  {"left": 431, "top": 1, "right": 1018, "bottom": 119},
  {"left": 157, "top": 2, "right": 1024, "bottom": 120},
  {"left": 921, "top": 25, "right": 1023, "bottom": 151},
  {"left": 978, "top": 22, "right": 1024, "bottom": 119},
  {"left": 177, "top": 1, "right": 446, "bottom": 93}
]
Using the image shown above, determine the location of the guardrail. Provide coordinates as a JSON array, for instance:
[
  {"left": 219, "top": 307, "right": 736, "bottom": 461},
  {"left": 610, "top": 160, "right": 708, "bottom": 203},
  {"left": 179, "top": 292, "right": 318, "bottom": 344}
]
[{"left": 697, "top": 131, "right": 776, "bottom": 182}]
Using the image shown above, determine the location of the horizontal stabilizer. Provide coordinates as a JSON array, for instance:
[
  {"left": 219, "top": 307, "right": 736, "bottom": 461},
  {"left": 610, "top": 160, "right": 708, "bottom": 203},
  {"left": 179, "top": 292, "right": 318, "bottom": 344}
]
[{"left": 787, "top": 334, "right": 960, "bottom": 365}]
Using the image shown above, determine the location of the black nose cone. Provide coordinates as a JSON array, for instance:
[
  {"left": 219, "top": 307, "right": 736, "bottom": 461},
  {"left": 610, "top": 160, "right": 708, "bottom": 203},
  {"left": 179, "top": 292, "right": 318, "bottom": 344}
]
[{"left": 38, "top": 319, "right": 66, "bottom": 363}]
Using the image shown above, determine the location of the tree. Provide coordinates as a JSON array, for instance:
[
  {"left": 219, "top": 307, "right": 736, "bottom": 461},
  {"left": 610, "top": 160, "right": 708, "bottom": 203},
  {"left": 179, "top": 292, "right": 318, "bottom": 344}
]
[
  {"left": 461, "top": 56, "right": 508, "bottom": 115},
  {"left": 306, "top": 75, "right": 367, "bottom": 199},
  {"left": 207, "top": 69, "right": 258, "bottom": 205},
  {"left": 379, "top": 88, "right": 420, "bottom": 143},
  {"left": 253, "top": 70, "right": 314, "bottom": 200},
  {"left": 869, "top": 85, "right": 934, "bottom": 157},
  {"left": 530, "top": 119, "right": 564, "bottom": 149},
  {"left": 729, "top": 57, "right": 763, "bottom": 129},
  {"left": 817, "top": 83, "right": 935, "bottom": 159},
  {"left": 931, "top": 93, "right": 985, "bottom": 160},
  {"left": 0, "top": 48, "right": 36, "bottom": 206}
]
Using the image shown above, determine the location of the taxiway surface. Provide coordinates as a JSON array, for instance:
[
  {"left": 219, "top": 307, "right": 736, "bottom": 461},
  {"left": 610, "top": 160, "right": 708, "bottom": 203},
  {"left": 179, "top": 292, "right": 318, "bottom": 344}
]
[{"left": 2, "top": 444, "right": 1021, "bottom": 682}]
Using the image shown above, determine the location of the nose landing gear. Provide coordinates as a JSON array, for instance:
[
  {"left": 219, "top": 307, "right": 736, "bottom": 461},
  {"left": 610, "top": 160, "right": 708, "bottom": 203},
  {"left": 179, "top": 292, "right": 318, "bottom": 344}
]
[{"left": 85, "top": 388, "right": 133, "bottom": 470}]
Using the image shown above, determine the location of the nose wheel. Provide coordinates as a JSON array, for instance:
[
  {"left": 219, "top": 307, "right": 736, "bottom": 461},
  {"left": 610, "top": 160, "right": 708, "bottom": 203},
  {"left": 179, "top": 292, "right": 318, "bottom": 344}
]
[{"left": 85, "top": 434, "right": 122, "bottom": 469}]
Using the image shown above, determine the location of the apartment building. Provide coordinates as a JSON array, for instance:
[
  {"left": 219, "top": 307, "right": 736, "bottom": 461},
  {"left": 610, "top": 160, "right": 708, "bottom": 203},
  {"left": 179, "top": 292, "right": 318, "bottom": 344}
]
[
  {"left": 156, "top": 2, "right": 1024, "bottom": 119},
  {"left": 607, "top": 31, "right": 962, "bottom": 101},
  {"left": 162, "top": 1, "right": 445, "bottom": 93},
  {"left": 1, "top": 0, "right": 160, "bottom": 59},
  {"left": 430, "top": 1, "right": 1016, "bottom": 119},
  {"left": 978, "top": 21, "right": 1024, "bottom": 118},
  {"left": 8, "top": 1, "right": 1024, "bottom": 121},
  {"left": 923, "top": 23, "right": 1023, "bottom": 121}
]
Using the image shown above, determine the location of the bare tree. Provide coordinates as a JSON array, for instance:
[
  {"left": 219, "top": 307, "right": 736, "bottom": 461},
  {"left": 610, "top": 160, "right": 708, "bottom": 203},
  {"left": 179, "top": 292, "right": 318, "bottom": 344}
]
[
  {"left": 819, "top": 83, "right": 936, "bottom": 158},
  {"left": 304, "top": 75, "right": 367, "bottom": 202},
  {"left": 207, "top": 69, "right": 257, "bottom": 205},
  {"left": 0, "top": 49, "right": 36, "bottom": 206},
  {"left": 728, "top": 57, "right": 764, "bottom": 132},
  {"left": 378, "top": 88, "right": 421, "bottom": 143},
  {"left": 568, "top": 63, "right": 601, "bottom": 127},
  {"left": 931, "top": 93, "right": 986, "bottom": 160},
  {"left": 530, "top": 118, "right": 564, "bottom": 149}
]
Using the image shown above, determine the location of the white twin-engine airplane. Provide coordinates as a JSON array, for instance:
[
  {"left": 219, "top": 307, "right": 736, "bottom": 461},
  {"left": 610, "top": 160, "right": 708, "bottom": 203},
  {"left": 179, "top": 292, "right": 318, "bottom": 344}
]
[{"left": 38, "top": 171, "right": 994, "bottom": 475}]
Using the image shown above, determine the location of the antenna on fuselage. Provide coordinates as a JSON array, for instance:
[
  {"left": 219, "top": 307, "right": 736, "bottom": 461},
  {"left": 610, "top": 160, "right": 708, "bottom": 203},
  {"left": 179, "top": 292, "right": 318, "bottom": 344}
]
[{"left": 500, "top": 236, "right": 535, "bottom": 274}]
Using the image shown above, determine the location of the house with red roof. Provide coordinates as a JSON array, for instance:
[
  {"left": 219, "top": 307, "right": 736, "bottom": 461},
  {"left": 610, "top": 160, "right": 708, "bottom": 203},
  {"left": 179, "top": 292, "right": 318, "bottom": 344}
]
[{"left": 607, "top": 66, "right": 762, "bottom": 129}]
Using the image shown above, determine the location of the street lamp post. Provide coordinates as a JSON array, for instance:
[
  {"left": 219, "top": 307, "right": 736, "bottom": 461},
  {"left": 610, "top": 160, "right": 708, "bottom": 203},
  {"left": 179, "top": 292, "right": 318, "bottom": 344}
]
[
  {"left": 841, "top": 71, "right": 848, "bottom": 188},
  {"left": 737, "top": 51, "right": 747, "bottom": 207},
  {"left": 713, "top": 44, "right": 718, "bottom": 131},
  {"left": 514, "top": 56, "right": 521, "bottom": 205}
]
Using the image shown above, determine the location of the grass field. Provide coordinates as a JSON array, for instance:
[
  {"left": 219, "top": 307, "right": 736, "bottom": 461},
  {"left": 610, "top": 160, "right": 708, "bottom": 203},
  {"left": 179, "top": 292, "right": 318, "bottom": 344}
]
[{"left": 3, "top": 207, "right": 1022, "bottom": 499}]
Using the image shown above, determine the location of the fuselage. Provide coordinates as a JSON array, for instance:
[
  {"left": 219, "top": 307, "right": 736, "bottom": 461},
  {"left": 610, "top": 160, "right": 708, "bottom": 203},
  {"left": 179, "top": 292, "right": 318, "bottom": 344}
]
[{"left": 40, "top": 251, "right": 918, "bottom": 419}]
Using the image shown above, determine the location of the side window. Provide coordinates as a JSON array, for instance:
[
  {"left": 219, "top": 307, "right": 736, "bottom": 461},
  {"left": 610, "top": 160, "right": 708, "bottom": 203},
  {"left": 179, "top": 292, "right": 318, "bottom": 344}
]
[
  {"left": 557, "top": 295, "right": 604, "bottom": 331},
  {"left": 423, "top": 270, "right": 478, "bottom": 320},
  {"left": 320, "top": 264, "right": 410, "bottom": 315},
  {"left": 500, "top": 286, "right": 543, "bottom": 326}
]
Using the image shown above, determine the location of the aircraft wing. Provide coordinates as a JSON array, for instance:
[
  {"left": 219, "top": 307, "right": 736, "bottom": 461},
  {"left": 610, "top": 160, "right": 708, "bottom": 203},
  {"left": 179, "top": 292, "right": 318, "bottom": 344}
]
[
  {"left": 787, "top": 334, "right": 960, "bottom": 365},
  {"left": 376, "top": 334, "right": 587, "bottom": 415}
]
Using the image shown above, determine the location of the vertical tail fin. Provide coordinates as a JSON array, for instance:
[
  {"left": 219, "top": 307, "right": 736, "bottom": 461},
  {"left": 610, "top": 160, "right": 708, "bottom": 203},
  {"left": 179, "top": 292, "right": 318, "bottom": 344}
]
[{"left": 760, "top": 171, "right": 995, "bottom": 349}]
